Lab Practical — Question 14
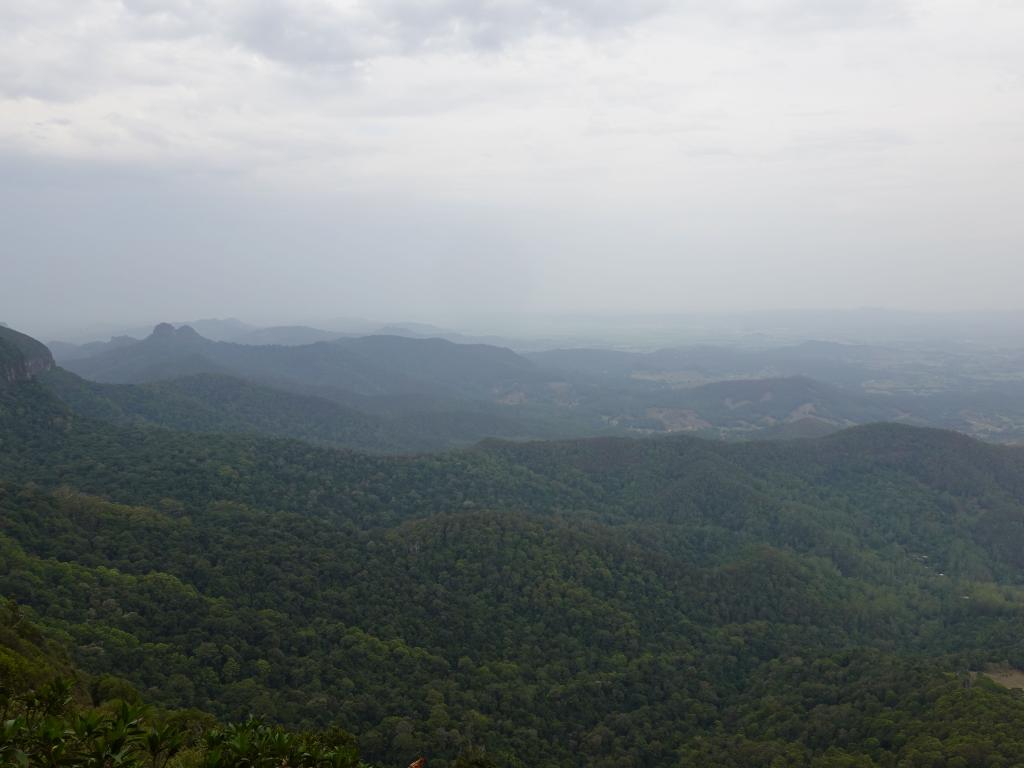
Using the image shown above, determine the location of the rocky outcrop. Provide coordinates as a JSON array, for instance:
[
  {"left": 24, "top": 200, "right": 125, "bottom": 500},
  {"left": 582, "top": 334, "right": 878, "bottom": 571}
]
[
  {"left": 0, "top": 326, "right": 56, "bottom": 385},
  {"left": 0, "top": 353, "right": 54, "bottom": 384}
]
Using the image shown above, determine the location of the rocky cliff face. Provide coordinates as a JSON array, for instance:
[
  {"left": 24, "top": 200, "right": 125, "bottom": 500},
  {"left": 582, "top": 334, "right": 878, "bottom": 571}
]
[
  {"left": 0, "top": 327, "right": 56, "bottom": 385},
  {"left": 1, "top": 353, "right": 54, "bottom": 384}
]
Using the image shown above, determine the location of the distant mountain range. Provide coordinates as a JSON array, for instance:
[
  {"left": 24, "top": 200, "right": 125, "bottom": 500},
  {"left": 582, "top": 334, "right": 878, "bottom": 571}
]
[
  {"left": 59, "top": 323, "right": 551, "bottom": 402},
  {"left": 30, "top": 324, "right": 600, "bottom": 451},
  {"left": 20, "top": 321, "right": 1024, "bottom": 449}
]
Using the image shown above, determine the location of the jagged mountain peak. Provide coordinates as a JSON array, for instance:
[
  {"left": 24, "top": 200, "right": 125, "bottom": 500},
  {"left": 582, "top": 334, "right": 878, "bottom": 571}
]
[{"left": 147, "top": 323, "right": 206, "bottom": 344}]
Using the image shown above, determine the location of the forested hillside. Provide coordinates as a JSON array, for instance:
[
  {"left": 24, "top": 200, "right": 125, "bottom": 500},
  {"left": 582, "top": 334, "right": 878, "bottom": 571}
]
[
  {"left": 38, "top": 366, "right": 603, "bottom": 453},
  {"left": 0, "top": 599, "right": 378, "bottom": 767},
  {"left": 4, "top": 331, "right": 1024, "bottom": 766}
]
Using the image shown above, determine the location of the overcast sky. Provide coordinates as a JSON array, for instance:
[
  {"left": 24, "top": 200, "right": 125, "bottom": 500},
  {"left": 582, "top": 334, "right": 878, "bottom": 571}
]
[{"left": 2, "top": 0, "right": 1024, "bottom": 338}]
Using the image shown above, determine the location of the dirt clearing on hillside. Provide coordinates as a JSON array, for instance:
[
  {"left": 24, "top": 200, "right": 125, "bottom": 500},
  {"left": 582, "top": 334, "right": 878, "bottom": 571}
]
[{"left": 982, "top": 665, "right": 1024, "bottom": 689}]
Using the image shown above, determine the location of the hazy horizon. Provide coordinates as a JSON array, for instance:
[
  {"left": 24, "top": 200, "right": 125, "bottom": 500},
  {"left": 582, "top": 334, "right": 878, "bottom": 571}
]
[
  {"left": 4, "top": 1, "right": 1024, "bottom": 336},
  {"left": 12, "top": 306, "right": 1024, "bottom": 350}
]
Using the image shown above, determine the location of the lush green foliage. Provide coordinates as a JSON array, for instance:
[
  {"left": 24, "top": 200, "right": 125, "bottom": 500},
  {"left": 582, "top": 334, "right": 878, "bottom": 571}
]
[
  {"left": 4, "top": 369, "right": 1024, "bottom": 766},
  {"left": 0, "top": 601, "right": 371, "bottom": 768}
]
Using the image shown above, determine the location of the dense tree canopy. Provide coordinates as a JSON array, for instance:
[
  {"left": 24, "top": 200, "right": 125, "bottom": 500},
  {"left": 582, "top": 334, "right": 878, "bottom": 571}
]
[{"left": 3, "top": 371, "right": 1024, "bottom": 766}]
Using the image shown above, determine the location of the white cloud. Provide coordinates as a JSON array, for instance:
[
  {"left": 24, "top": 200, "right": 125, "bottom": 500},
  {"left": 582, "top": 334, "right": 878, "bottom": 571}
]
[{"left": 1, "top": 0, "right": 1024, "bottom": 327}]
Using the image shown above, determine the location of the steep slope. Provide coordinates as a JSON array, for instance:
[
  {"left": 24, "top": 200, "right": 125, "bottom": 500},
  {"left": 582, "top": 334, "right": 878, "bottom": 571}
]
[{"left": 0, "top": 326, "right": 55, "bottom": 384}]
